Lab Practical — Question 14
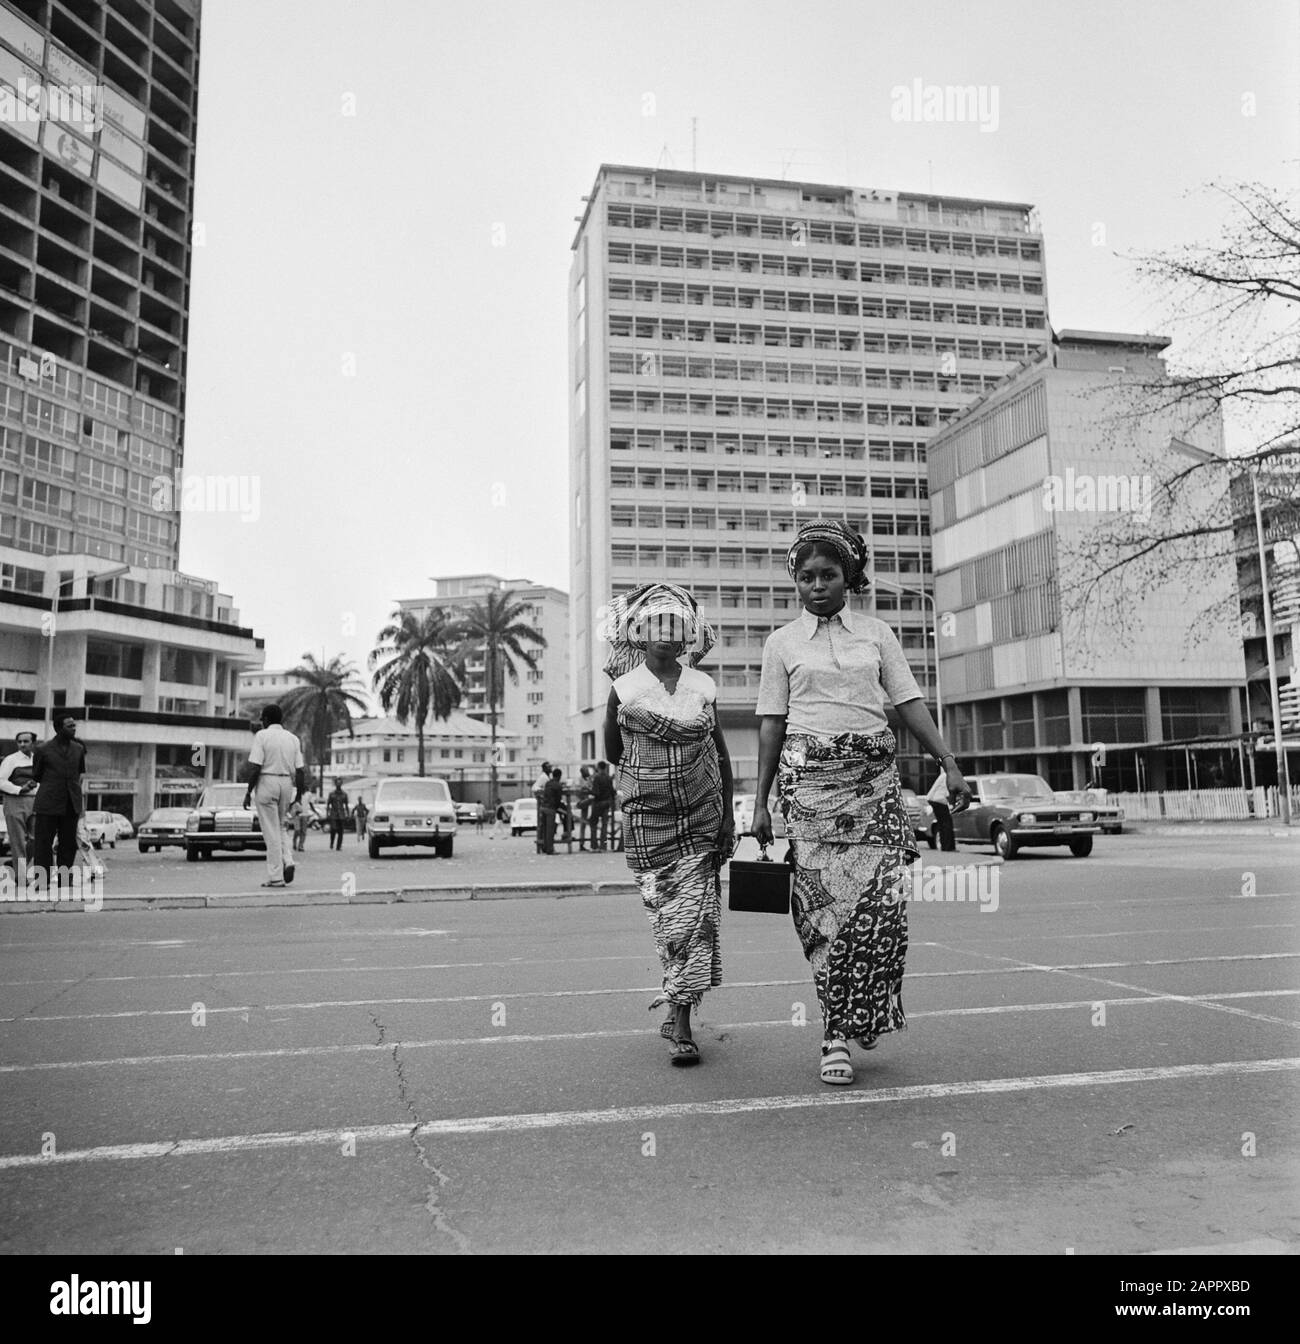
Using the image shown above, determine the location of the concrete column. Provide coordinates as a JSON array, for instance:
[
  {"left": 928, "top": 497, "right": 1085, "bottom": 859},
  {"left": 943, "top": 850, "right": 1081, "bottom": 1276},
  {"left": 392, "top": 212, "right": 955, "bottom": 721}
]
[
  {"left": 140, "top": 642, "right": 161, "bottom": 713},
  {"left": 137, "top": 743, "right": 156, "bottom": 822},
  {"left": 1145, "top": 686, "right": 1161, "bottom": 743}
]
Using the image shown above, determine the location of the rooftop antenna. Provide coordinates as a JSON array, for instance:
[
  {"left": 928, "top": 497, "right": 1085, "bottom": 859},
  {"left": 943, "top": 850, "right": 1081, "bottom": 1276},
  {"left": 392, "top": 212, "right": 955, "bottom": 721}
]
[
  {"left": 777, "top": 148, "right": 814, "bottom": 180},
  {"left": 656, "top": 142, "right": 675, "bottom": 170}
]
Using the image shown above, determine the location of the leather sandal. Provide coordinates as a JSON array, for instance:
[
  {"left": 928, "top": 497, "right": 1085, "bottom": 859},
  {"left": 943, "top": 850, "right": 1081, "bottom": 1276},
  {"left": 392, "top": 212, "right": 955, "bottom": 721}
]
[
  {"left": 820, "top": 1040, "right": 853, "bottom": 1085},
  {"left": 669, "top": 1035, "right": 701, "bottom": 1066}
]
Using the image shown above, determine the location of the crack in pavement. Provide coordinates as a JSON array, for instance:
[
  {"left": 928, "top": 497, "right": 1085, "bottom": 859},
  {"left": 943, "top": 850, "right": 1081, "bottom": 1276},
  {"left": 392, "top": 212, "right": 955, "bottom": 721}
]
[{"left": 369, "top": 1011, "right": 471, "bottom": 1254}]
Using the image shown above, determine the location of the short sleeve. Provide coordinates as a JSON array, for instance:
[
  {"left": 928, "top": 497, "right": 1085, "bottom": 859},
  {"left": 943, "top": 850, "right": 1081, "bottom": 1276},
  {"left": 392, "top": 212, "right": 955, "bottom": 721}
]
[
  {"left": 683, "top": 667, "right": 717, "bottom": 704},
  {"left": 755, "top": 634, "right": 790, "bottom": 717},
  {"left": 248, "top": 730, "right": 266, "bottom": 767},
  {"left": 293, "top": 736, "right": 305, "bottom": 770},
  {"left": 875, "top": 621, "right": 922, "bottom": 707}
]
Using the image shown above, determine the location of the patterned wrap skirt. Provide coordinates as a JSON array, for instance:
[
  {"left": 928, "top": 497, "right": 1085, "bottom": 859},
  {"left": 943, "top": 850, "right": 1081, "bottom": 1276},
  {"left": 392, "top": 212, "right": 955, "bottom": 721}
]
[
  {"left": 777, "top": 729, "right": 918, "bottom": 1041},
  {"left": 618, "top": 695, "right": 724, "bottom": 1011}
]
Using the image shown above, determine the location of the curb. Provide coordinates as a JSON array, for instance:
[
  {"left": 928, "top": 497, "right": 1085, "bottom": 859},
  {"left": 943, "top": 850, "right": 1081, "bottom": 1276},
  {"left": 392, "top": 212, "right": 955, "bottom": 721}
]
[
  {"left": 0, "top": 879, "right": 643, "bottom": 914},
  {"left": 1128, "top": 824, "right": 1300, "bottom": 838}
]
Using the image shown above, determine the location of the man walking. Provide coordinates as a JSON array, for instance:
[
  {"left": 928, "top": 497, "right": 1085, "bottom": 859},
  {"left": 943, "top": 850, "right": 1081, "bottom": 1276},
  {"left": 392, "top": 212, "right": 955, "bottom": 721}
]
[
  {"left": 574, "top": 765, "right": 593, "bottom": 851},
  {"left": 30, "top": 714, "right": 87, "bottom": 888},
  {"left": 532, "top": 761, "right": 551, "bottom": 853},
  {"left": 242, "top": 704, "right": 305, "bottom": 888},
  {"left": 325, "top": 778, "right": 349, "bottom": 852},
  {"left": 588, "top": 760, "right": 615, "bottom": 852},
  {"left": 353, "top": 798, "right": 369, "bottom": 842},
  {"left": 0, "top": 731, "right": 39, "bottom": 877}
]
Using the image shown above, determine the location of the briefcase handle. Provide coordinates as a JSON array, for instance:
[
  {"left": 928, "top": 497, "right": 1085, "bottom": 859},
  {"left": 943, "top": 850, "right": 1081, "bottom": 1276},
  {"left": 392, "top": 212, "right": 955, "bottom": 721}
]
[{"left": 755, "top": 843, "right": 796, "bottom": 868}]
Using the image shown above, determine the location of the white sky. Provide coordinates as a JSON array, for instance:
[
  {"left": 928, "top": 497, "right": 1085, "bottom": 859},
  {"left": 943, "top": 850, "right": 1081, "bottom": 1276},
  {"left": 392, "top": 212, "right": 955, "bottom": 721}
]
[{"left": 178, "top": 0, "right": 1300, "bottom": 677}]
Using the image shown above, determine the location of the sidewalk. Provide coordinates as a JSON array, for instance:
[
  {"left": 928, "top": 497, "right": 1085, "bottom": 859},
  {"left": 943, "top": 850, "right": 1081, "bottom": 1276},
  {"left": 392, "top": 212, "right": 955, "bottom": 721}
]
[{"left": 1123, "top": 820, "right": 1300, "bottom": 838}]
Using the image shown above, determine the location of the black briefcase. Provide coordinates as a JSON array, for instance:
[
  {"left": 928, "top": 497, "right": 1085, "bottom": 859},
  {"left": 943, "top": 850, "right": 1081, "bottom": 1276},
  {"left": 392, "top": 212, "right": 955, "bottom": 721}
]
[{"left": 727, "top": 845, "right": 794, "bottom": 914}]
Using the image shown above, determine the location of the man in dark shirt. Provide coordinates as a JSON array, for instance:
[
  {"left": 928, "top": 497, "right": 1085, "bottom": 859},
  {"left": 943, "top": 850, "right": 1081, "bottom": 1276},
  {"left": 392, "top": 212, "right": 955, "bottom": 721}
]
[
  {"left": 588, "top": 760, "right": 615, "bottom": 852},
  {"left": 325, "top": 779, "right": 349, "bottom": 851},
  {"left": 539, "top": 768, "right": 564, "bottom": 855},
  {"left": 31, "top": 714, "right": 87, "bottom": 884}
]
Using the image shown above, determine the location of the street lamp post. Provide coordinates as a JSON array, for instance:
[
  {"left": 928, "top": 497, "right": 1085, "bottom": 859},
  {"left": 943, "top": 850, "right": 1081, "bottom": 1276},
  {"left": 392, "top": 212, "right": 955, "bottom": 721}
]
[
  {"left": 874, "top": 577, "right": 942, "bottom": 740},
  {"left": 1250, "top": 473, "right": 1293, "bottom": 825}
]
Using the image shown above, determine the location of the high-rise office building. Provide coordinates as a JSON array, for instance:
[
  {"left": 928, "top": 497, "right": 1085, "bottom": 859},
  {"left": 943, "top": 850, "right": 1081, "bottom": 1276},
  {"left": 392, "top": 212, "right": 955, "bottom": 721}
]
[
  {"left": 569, "top": 165, "right": 1048, "bottom": 787},
  {"left": 0, "top": 0, "right": 265, "bottom": 820}
]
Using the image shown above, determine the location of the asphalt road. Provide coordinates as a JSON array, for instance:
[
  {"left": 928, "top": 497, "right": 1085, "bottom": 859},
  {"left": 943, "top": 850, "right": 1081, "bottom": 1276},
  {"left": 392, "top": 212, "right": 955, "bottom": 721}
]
[{"left": 0, "top": 832, "right": 1297, "bottom": 1254}]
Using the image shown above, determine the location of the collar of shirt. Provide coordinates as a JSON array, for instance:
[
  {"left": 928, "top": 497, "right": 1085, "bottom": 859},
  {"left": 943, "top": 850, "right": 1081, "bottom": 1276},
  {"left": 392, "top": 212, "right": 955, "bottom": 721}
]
[{"left": 798, "top": 606, "right": 858, "bottom": 638}]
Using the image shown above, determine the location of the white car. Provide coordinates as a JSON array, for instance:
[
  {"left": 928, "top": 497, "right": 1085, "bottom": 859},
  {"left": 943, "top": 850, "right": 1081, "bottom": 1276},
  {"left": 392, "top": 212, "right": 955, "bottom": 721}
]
[
  {"left": 81, "top": 811, "right": 117, "bottom": 849},
  {"left": 109, "top": 812, "right": 135, "bottom": 839},
  {"left": 369, "top": 777, "right": 458, "bottom": 858},
  {"left": 510, "top": 797, "right": 537, "bottom": 836},
  {"left": 733, "top": 793, "right": 755, "bottom": 833}
]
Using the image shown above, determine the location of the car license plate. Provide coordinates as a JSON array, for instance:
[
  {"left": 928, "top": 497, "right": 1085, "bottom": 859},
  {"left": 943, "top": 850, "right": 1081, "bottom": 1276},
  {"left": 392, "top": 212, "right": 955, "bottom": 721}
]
[{"left": 404, "top": 818, "right": 423, "bottom": 827}]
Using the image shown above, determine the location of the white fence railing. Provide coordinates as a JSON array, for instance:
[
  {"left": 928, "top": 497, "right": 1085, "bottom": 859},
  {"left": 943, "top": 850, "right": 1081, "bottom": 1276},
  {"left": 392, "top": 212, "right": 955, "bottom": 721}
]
[{"left": 1115, "top": 788, "right": 1300, "bottom": 821}]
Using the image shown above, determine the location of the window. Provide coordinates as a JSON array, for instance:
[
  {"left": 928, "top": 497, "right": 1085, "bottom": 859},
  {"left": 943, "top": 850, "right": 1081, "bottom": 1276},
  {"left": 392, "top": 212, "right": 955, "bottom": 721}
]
[
  {"left": 80, "top": 457, "right": 127, "bottom": 493},
  {"left": 1081, "top": 688, "right": 1146, "bottom": 744},
  {"left": 383, "top": 749, "right": 391, "bottom": 763},
  {"left": 0, "top": 562, "right": 44, "bottom": 595},
  {"left": 1006, "top": 694, "right": 1036, "bottom": 749},
  {"left": 1040, "top": 690, "right": 1070, "bottom": 746},
  {"left": 1161, "top": 688, "right": 1230, "bottom": 741},
  {"left": 160, "top": 647, "right": 209, "bottom": 686},
  {"left": 23, "top": 478, "right": 74, "bottom": 517},
  {"left": 85, "top": 640, "right": 145, "bottom": 679},
  {"left": 23, "top": 436, "right": 77, "bottom": 480},
  {"left": 77, "top": 497, "right": 126, "bottom": 531},
  {"left": 396, "top": 750, "right": 404, "bottom": 763}
]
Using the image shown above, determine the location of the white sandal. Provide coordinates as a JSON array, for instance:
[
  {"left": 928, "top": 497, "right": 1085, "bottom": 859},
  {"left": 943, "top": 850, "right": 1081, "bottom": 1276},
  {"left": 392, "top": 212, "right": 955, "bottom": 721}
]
[{"left": 820, "top": 1040, "right": 854, "bottom": 1086}]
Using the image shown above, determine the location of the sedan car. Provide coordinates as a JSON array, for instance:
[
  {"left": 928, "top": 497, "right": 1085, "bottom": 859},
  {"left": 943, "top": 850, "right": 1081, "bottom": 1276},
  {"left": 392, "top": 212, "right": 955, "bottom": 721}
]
[
  {"left": 137, "top": 807, "right": 193, "bottom": 852},
  {"left": 109, "top": 812, "right": 135, "bottom": 839},
  {"left": 368, "top": 776, "right": 458, "bottom": 858},
  {"left": 1054, "top": 789, "right": 1124, "bottom": 834},
  {"left": 81, "top": 811, "right": 118, "bottom": 849},
  {"left": 946, "top": 773, "right": 1101, "bottom": 859},
  {"left": 455, "top": 801, "right": 483, "bottom": 825},
  {"left": 184, "top": 784, "right": 265, "bottom": 860},
  {"left": 509, "top": 797, "right": 537, "bottom": 836}
]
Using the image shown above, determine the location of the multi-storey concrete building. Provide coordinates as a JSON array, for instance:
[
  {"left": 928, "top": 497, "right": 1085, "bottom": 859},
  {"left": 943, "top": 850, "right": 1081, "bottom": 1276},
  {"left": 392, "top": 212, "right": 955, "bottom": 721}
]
[
  {"left": 398, "top": 574, "right": 570, "bottom": 776},
  {"left": 926, "top": 329, "right": 1246, "bottom": 792},
  {"left": 0, "top": 0, "right": 265, "bottom": 819},
  {"left": 569, "top": 165, "right": 1048, "bottom": 786},
  {"left": 237, "top": 667, "right": 305, "bottom": 719}
]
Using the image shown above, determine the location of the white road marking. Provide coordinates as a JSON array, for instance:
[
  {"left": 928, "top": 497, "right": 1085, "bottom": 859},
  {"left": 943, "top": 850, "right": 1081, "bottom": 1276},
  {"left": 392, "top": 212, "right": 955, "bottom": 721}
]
[
  {"left": 2, "top": 991, "right": 1296, "bottom": 1074},
  {"left": 0, "top": 1057, "right": 1294, "bottom": 1168},
  {"left": 3, "top": 924, "right": 1295, "bottom": 989},
  {"left": 2, "top": 952, "right": 1296, "bottom": 1024}
]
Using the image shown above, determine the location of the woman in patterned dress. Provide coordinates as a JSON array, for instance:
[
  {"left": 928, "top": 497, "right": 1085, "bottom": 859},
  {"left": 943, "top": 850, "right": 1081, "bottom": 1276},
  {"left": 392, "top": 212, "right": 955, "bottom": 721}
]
[
  {"left": 752, "top": 520, "right": 972, "bottom": 1086},
  {"left": 603, "top": 583, "right": 735, "bottom": 1066}
]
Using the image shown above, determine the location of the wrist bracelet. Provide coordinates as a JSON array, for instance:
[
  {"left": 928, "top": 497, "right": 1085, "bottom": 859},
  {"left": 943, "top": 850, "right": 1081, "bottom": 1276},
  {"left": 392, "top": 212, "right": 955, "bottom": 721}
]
[{"left": 935, "top": 752, "right": 956, "bottom": 766}]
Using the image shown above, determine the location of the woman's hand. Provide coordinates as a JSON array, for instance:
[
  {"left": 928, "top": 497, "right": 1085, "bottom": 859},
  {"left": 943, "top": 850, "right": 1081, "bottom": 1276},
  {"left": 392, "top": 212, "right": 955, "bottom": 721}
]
[
  {"left": 717, "top": 815, "right": 736, "bottom": 857},
  {"left": 945, "top": 762, "right": 973, "bottom": 814},
  {"left": 751, "top": 803, "right": 774, "bottom": 847}
]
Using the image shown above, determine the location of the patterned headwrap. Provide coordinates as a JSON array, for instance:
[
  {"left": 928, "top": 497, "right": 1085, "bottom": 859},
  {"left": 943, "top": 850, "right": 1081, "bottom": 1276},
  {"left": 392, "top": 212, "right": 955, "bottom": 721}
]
[
  {"left": 601, "top": 582, "right": 716, "bottom": 680},
  {"left": 786, "top": 518, "right": 871, "bottom": 594}
]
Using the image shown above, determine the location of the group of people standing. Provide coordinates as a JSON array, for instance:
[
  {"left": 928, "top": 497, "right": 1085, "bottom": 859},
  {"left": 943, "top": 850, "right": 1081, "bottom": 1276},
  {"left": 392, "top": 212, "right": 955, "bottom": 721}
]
[
  {"left": 607, "top": 518, "right": 971, "bottom": 1082},
  {"left": 0, "top": 716, "right": 96, "bottom": 884},
  {"left": 528, "top": 759, "right": 617, "bottom": 854}
]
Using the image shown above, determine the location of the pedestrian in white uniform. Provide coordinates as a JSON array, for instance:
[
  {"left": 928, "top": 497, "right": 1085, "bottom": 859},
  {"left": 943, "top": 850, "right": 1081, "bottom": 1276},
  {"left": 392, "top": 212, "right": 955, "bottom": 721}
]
[
  {"left": 0, "top": 731, "right": 39, "bottom": 878},
  {"left": 242, "top": 704, "right": 305, "bottom": 888}
]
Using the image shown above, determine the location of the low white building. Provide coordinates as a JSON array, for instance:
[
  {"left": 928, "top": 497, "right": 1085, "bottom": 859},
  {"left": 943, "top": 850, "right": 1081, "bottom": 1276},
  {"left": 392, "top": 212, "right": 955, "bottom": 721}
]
[{"left": 327, "top": 710, "right": 524, "bottom": 802}]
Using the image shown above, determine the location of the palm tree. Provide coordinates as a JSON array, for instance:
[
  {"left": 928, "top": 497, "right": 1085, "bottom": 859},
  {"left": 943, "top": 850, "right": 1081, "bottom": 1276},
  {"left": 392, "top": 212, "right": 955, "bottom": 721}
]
[
  {"left": 279, "top": 654, "right": 370, "bottom": 792},
  {"left": 450, "top": 590, "right": 546, "bottom": 809},
  {"left": 368, "top": 608, "right": 463, "bottom": 776}
]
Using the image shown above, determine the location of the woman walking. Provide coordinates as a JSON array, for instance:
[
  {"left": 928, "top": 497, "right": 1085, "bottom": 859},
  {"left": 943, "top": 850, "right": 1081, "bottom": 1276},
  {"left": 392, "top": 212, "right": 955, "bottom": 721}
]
[
  {"left": 604, "top": 582, "right": 735, "bottom": 1066},
  {"left": 752, "top": 520, "right": 971, "bottom": 1086}
]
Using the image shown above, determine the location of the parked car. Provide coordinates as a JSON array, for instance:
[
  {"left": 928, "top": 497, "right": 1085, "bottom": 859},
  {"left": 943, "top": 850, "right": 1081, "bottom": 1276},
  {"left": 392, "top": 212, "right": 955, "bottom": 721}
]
[
  {"left": 455, "top": 801, "right": 483, "bottom": 825},
  {"left": 368, "top": 776, "right": 458, "bottom": 858},
  {"left": 900, "top": 788, "right": 935, "bottom": 846},
  {"left": 109, "top": 812, "right": 135, "bottom": 840},
  {"left": 1054, "top": 788, "right": 1125, "bottom": 834},
  {"left": 942, "top": 773, "right": 1102, "bottom": 859},
  {"left": 510, "top": 797, "right": 537, "bottom": 836},
  {"left": 733, "top": 793, "right": 755, "bottom": 834},
  {"left": 184, "top": 784, "right": 265, "bottom": 861},
  {"left": 137, "top": 807, "right": 192, "bottom": 853},
  {"left": 81, "top": 811, "right": 118, "bottom": 849}
]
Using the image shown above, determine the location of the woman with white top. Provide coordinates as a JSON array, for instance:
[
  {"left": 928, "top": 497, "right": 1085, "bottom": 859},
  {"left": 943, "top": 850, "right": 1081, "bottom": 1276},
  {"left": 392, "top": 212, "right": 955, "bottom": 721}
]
[
  {"left": 604, "top": 582, "right": 735, "bottom": 1066},
  {"left": 752, "top": 520, "right": 971, "bottom": 1086}
]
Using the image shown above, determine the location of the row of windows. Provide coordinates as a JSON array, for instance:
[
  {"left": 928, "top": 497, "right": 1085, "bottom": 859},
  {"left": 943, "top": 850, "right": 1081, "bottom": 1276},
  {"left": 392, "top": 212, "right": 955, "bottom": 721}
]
[
  {"left": 86, "top": 640, "right": 210, "bottom": 685},
  {"left": 610, "top": 544, "right": 926, "bottom": 575},
  {"left": 333, "top": 747, "right": 502, "bottom": 765},
  {"left": 3, "top": 387, "right": 179, "bottom": 470},
  {"left": 608, "top": 351, "right": 1003, "bottom": 396},
  {"left": 607, "top": 278, "right": 1046, "bottom": 331},
  {"left": 608, "top": 512, "right": 929, "bottom": 549},
  {"left": 607, "top": 241, "right": 1043, "bottom": 294},
  {"left": 2, "top": 430, "right": 178, "bottom": 506},
  {"left": 0, "top": 560, "right": 45, "bottom": 595},
  {"left": 604, "top": 205, "right": 1041, "bottom": 260},
  {"left": 609, "top": 430, "right": 930, "bottom": 464},
  {"left": 4, "top": 470, "right": 175, "bottom": 540},
  {"left": 606, "top": 315, "right": 1043, "bottom": 361},
  {"left": 609, "top": 388, "right": 962, "bottom": 431},
  {"left": 609, "top": 465, "right": 929, "bottom": 499}
]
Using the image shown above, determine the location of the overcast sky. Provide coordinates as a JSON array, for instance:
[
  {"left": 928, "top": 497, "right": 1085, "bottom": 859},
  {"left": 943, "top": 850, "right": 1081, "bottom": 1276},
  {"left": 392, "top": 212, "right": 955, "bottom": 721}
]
[{"left": 178, "top": 0, "right": 1299, "bottom": 680}]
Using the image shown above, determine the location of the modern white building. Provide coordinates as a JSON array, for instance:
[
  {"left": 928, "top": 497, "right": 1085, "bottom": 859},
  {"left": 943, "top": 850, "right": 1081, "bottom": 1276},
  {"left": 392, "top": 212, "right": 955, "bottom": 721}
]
[
  {"left": 569, "top": 165, "right": 1048, "bottom": 786},
  {"left": 926, "top": 329, "right": 1246, "bottom": 791},
  {"left": 398, "top": 574, "right": 571, "bottom": 776}
]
